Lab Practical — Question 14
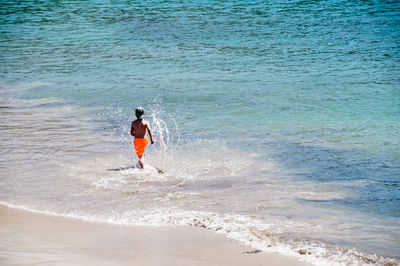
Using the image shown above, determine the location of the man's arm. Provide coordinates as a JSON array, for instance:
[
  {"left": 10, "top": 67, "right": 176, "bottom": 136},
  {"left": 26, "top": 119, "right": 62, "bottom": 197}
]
[
  {"left": 130, "top": 122, "right": 135, "bottom": 137},
  {"left": 147, "top": 124, "right": 155, "bottom": 144}
]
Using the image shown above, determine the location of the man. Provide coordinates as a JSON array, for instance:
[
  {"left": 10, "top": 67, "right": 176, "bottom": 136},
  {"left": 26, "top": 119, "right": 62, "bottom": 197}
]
[{"left": 130, "top": 107, "right": 155, "bottom": 168}]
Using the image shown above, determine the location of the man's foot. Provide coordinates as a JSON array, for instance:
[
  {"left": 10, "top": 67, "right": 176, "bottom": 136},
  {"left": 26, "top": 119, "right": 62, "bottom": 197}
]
[{"left": 138, "top": 157, "right": 144, "bottom": 169}]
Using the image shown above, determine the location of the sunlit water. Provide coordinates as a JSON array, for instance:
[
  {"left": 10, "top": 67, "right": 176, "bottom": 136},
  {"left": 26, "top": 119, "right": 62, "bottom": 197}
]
[{"left": 1, "top": 1, "right": 399, "bottom": 265}]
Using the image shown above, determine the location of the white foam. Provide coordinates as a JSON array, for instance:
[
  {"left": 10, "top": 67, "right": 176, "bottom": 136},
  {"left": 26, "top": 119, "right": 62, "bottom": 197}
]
[
  {"left": 0, "top": 201, "right": 397, "bottom": 266},
  {"left": 111, "top": 208, "right": 400, "bottom": 266}
]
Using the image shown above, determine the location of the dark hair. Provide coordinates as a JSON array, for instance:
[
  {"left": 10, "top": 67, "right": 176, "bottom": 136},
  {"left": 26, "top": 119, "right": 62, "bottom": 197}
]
[{"left": 135, "top": 107, "right": 145, "bottom": 119}]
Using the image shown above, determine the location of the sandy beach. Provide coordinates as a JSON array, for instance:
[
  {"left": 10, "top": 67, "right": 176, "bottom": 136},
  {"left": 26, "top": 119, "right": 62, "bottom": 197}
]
[{"left": 0, "top": 205, "right": 310, "bottom": 266}]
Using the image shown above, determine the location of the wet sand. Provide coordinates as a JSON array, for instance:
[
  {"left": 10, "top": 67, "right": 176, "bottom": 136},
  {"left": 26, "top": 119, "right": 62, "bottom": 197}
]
[{"left": 0, "top": 205, "right": 310, "bottom": 265}]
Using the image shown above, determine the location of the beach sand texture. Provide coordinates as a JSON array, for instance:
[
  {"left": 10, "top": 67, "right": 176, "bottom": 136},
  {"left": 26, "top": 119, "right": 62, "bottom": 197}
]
[{"left": 0, "top": 205, "right": 309, "bottom": 266}]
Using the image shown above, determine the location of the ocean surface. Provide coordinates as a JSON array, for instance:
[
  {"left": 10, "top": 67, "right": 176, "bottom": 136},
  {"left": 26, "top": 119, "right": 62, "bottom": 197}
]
[{"left": 1, "top": 1, "right": 399, "bottom": 265}]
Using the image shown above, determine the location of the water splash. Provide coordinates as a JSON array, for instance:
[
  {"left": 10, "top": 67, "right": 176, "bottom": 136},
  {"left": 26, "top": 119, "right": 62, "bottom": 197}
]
[{"left": 148, "top": 100, "right": 181, "bottom": 172}]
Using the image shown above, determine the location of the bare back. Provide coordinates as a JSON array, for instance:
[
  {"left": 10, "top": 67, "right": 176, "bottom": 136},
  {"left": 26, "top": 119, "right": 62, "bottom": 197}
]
[{"left": 131, "top": 119, "right": 148, "bottom": 138}]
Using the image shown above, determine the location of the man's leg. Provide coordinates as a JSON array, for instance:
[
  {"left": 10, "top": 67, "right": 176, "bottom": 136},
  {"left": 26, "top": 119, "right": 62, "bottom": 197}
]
[{"left": 138, "top": 155, "right": 144, "bottom": 169}]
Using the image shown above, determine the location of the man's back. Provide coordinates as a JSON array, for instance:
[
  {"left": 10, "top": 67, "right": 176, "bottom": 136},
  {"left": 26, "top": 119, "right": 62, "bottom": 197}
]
[{"left": 132, "top": 119, "right": 148, "bottom": 138}]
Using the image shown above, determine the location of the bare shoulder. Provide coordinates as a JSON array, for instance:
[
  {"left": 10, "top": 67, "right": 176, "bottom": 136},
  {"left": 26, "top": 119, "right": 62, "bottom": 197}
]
[
  {"left": 132, "top": 119, "right": 142, "bottom": 127},
  {"left": 142, "top": 119, "right": 149, "bottom": 126}
]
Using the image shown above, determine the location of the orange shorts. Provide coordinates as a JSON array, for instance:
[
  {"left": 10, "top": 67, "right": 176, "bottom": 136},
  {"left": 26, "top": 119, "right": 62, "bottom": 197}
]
[{"left": 134, "top": 137, "right": 148, "bottom": 157}]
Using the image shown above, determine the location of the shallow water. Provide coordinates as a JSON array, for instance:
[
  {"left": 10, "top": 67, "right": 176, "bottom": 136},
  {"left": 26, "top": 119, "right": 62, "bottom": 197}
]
[{"left": 1, "top": 1, "right": 399, "bottom": 265}]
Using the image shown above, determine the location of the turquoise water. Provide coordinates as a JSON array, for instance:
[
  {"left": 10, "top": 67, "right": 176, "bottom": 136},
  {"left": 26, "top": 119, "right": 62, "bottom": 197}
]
[{"left": 1, "top": 1, "right": 400, "bottom": 264}]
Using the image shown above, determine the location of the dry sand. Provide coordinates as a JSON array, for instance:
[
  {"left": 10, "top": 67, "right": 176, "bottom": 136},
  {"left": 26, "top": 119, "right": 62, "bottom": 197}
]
[{"left": 0, "top": 205, "right": 310, "bottom": 265}]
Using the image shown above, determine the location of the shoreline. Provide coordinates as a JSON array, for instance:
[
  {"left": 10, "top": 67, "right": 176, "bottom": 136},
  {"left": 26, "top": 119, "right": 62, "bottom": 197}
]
[{"left": 0, "top": 205, "right": 310, "bottom": 266}]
